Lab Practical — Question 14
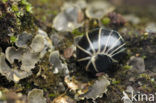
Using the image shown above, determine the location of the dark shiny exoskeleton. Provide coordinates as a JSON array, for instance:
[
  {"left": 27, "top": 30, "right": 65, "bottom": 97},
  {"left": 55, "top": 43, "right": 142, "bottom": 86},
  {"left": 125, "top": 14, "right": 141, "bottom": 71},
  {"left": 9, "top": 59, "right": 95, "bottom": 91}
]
[{"left": 76, "top": 28, "right": 126, "bottom": 75}]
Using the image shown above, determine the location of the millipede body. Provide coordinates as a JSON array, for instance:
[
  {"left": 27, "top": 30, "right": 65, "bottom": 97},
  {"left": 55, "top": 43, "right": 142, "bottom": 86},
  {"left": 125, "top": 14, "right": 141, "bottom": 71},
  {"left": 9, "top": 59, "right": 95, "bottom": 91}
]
[{"left": 76, "top": 28, "right": 126, "bottom": 75}]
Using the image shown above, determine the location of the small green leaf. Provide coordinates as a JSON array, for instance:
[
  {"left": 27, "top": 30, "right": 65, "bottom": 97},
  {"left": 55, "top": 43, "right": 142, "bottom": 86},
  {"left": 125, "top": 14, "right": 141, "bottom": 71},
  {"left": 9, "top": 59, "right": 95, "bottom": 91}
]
[
  {"left": 21, "top": 0, "right": 33, "bottom": 13},
  {"left": 2, "top": 0, "right": 8, "bottom": 3},
  {"left": 10, "top": 36, "right": 17, "bottom": 43},
  {"left": 123, "top": 65, "right": 132, "bottom": 70},
  {"left": 72, "top": 29, "right": 83, "bottom": 36},
  {"left": 49, "top": 93, "right": 56, "bottom": 97},
  {"left": 21, "top": 0, "right": 28, "bottom": 5},
  {"left": 12, "top": 5, "right": 19, "bottom": 12},
  {"left": 112, "top": 79, "right": 120, "bottom": 84},
  {"left": 26, "top": 4, "right": 33, "bottom": 13},
  {"left": 102, "top": 17, "right": 111, "bottom": 25}
]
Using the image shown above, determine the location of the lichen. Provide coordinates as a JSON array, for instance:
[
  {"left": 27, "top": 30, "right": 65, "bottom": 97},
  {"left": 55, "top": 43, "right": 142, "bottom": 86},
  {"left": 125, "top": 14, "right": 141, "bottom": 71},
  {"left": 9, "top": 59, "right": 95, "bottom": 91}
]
[
  {"left": 53, "top": 4, "right": 84, "bottom": 32},
  {"left": 28, "top": 89, "right": 46, "bottom": 103}
]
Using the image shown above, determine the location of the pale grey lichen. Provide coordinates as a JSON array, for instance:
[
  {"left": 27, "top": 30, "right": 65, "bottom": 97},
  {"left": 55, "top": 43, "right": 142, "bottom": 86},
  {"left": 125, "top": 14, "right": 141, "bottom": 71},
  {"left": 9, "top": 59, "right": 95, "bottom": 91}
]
[
  {"left": 65, "top": 75, "right": 90, "bottom": 95},
  {"left": 123, "top": 14, "right": 140, "bottom": 24},
  {"left": 13, "top": 70, "right": 32, "bottom": 82},
  {"left": 21, "top": 49, "right": 40, "bottom": 72},
  {"left": 0, "top": 29, "right": 53, "bottom": 83},
  {"left": 128, "top": 56, "right": 145, "bottom": 73},
  {"left": 28, "top": 89, "right": 46, "bottom": 103},
  {"left": 0, "top": 52, "right": 32, "bottom": 83},
  {"left": 49, "top": 51, "right": 69, "bottom": 75},
  {"left": 0, "top": 53, "right": 12, "bottom": 79},
  {"left": 37, "top": 29, "right": 53, "bottom": 58},
  {"left": 30, "top": 35, "right": 45, "bottom": 53},
  {"left": 62, "top": 0, "right": 87, "bottom": 10},
  {"left": 65, "top": 75, "right": 110, "bottom": 101},
  {"left": 53, "top": 5, "right": 84, "bottom": 32},
  {"left": 15, "top": 32, "right": 33, "bottom": 48},
  {"left": 79, "top": 75, "right": 110, "bottom": 100},
  {"left": 5, "top": 46, "right": 40, "bottom": 73},
  {"left": 5, "top": 47, "right": 25, "bottom": 64},
  {"left": 49, "top": 51, "right": 62, "bottom": 69},
  {"left": 85, "top": 1, "right": 115, "bottom": 19},
  {"left": 52, "top": 94, "right": 76, "bottom": 103},
  {"left": 75, "top": 0, "right": 87, "bottom": 9},
  {"left": 50, "top": 32, "right": 64, "bottom": 48},
  {"left": 145, "top": 23, "right": 156, "bottom": 33}
]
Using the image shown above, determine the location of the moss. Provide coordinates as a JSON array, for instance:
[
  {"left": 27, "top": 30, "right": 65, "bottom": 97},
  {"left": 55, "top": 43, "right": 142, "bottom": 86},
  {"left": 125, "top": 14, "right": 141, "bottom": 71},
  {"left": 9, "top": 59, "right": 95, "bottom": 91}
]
[
  {"left": 10, "top": 36, "right": 17, "bottom": 43},
  {"left": 123, "top": 65, "right": 131, "bottom": 70},
  {"left": 139, "top": 73, "right": 151, "bottom": 80},
  {"left": 93, "top": 20, "right": 98, "bottom": 27},
  {"left": 31, "top": 53, "right": 61, "bottom": 89},
  {"left": 142, "top": 55, "right": 147, "bottom": 59},
  {"left": 25, "top": 3, "right": 33, "bottom": 13},
  {"left": 49, "top": 93, "right": 56, "bottom": 97},
  {"left": 2, "top": 0, "right": 8, "bottom": 3},
  {"left": 19, "top": 13, "right": 37, "bottom": 32},
  {"left": 102, "top": 17, "right": 111, "bottom": 25},
  {"left": 112, "top": 79, "right": 120, "bottom": 85},
  {"left": 51, "top": 10, "right": 58, "bottom": 16},
  {"left": 0, "top": 0, "right": 37, "bottom": 35},
  {"left": 12, "top": 4, "right": 19, "bottom": 12},
  {"left": 72, "top": 29, "right": 83, "bottom": 36},
  {"left": 21, "top": 0, "right": 33, "bottom": 13}
]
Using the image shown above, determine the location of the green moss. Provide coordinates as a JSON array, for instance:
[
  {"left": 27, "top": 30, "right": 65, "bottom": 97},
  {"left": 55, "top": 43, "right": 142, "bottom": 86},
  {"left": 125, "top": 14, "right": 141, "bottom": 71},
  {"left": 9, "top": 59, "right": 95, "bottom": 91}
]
[
  {"left": 123, "top": 65, "right": 132, "bottom": 70},
  {"left": 142, "top": 55, "right": 147, "bottom": 59},
  {"left": 72, "top": 29, "right": 83, "bottom": 36},
  {"left": 21, "top": 0, "right": 29, "bottom": 5},
  {"left": 139, "top": 73, "right": 150, "bottom": 80},
  {"left": 2, "top": 0, "right": 8, "bottom": 3},
  {"left": 102, "top": 17, "right": 111, "bottom": 25},
  {"left": 10, "top": 36, "right": 17, "bottom": 43},
  {"left": 112, "top": 79, "right": 120, "bottom": 85},
  {"left": 26, "top": 4, "right": 33, "bottom": 13},
  {"left": 49, "top": 93, "right": 56, "bottom": 97},
  {"left": 142, "top": 84, "right": 147, "bottom": 89},
  {"left": 21, "top": 0, "right": 33, "bottom": 13},
  {"left": 12, "top": 5, "right": 19, "bottom": 12}
]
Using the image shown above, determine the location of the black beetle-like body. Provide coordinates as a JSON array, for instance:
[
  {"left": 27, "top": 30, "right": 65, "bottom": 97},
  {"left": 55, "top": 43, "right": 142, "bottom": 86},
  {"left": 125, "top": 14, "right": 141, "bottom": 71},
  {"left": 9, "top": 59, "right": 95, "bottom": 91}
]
[{"left": 76, "top": 28, "right": 126, "bottom": 75}]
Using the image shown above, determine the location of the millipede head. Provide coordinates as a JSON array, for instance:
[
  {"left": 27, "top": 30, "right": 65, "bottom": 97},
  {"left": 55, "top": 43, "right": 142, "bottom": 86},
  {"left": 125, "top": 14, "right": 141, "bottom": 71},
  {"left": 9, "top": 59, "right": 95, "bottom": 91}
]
[{"left": 76, "top": 28, "right": 126, "bottom": 76}]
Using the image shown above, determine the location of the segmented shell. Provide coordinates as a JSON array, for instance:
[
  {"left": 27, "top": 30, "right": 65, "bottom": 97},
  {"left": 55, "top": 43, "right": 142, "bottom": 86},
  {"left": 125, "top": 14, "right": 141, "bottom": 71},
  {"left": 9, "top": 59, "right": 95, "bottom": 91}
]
[{"left": 76, "top": 28, "right": 126, "bottom": 74}]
